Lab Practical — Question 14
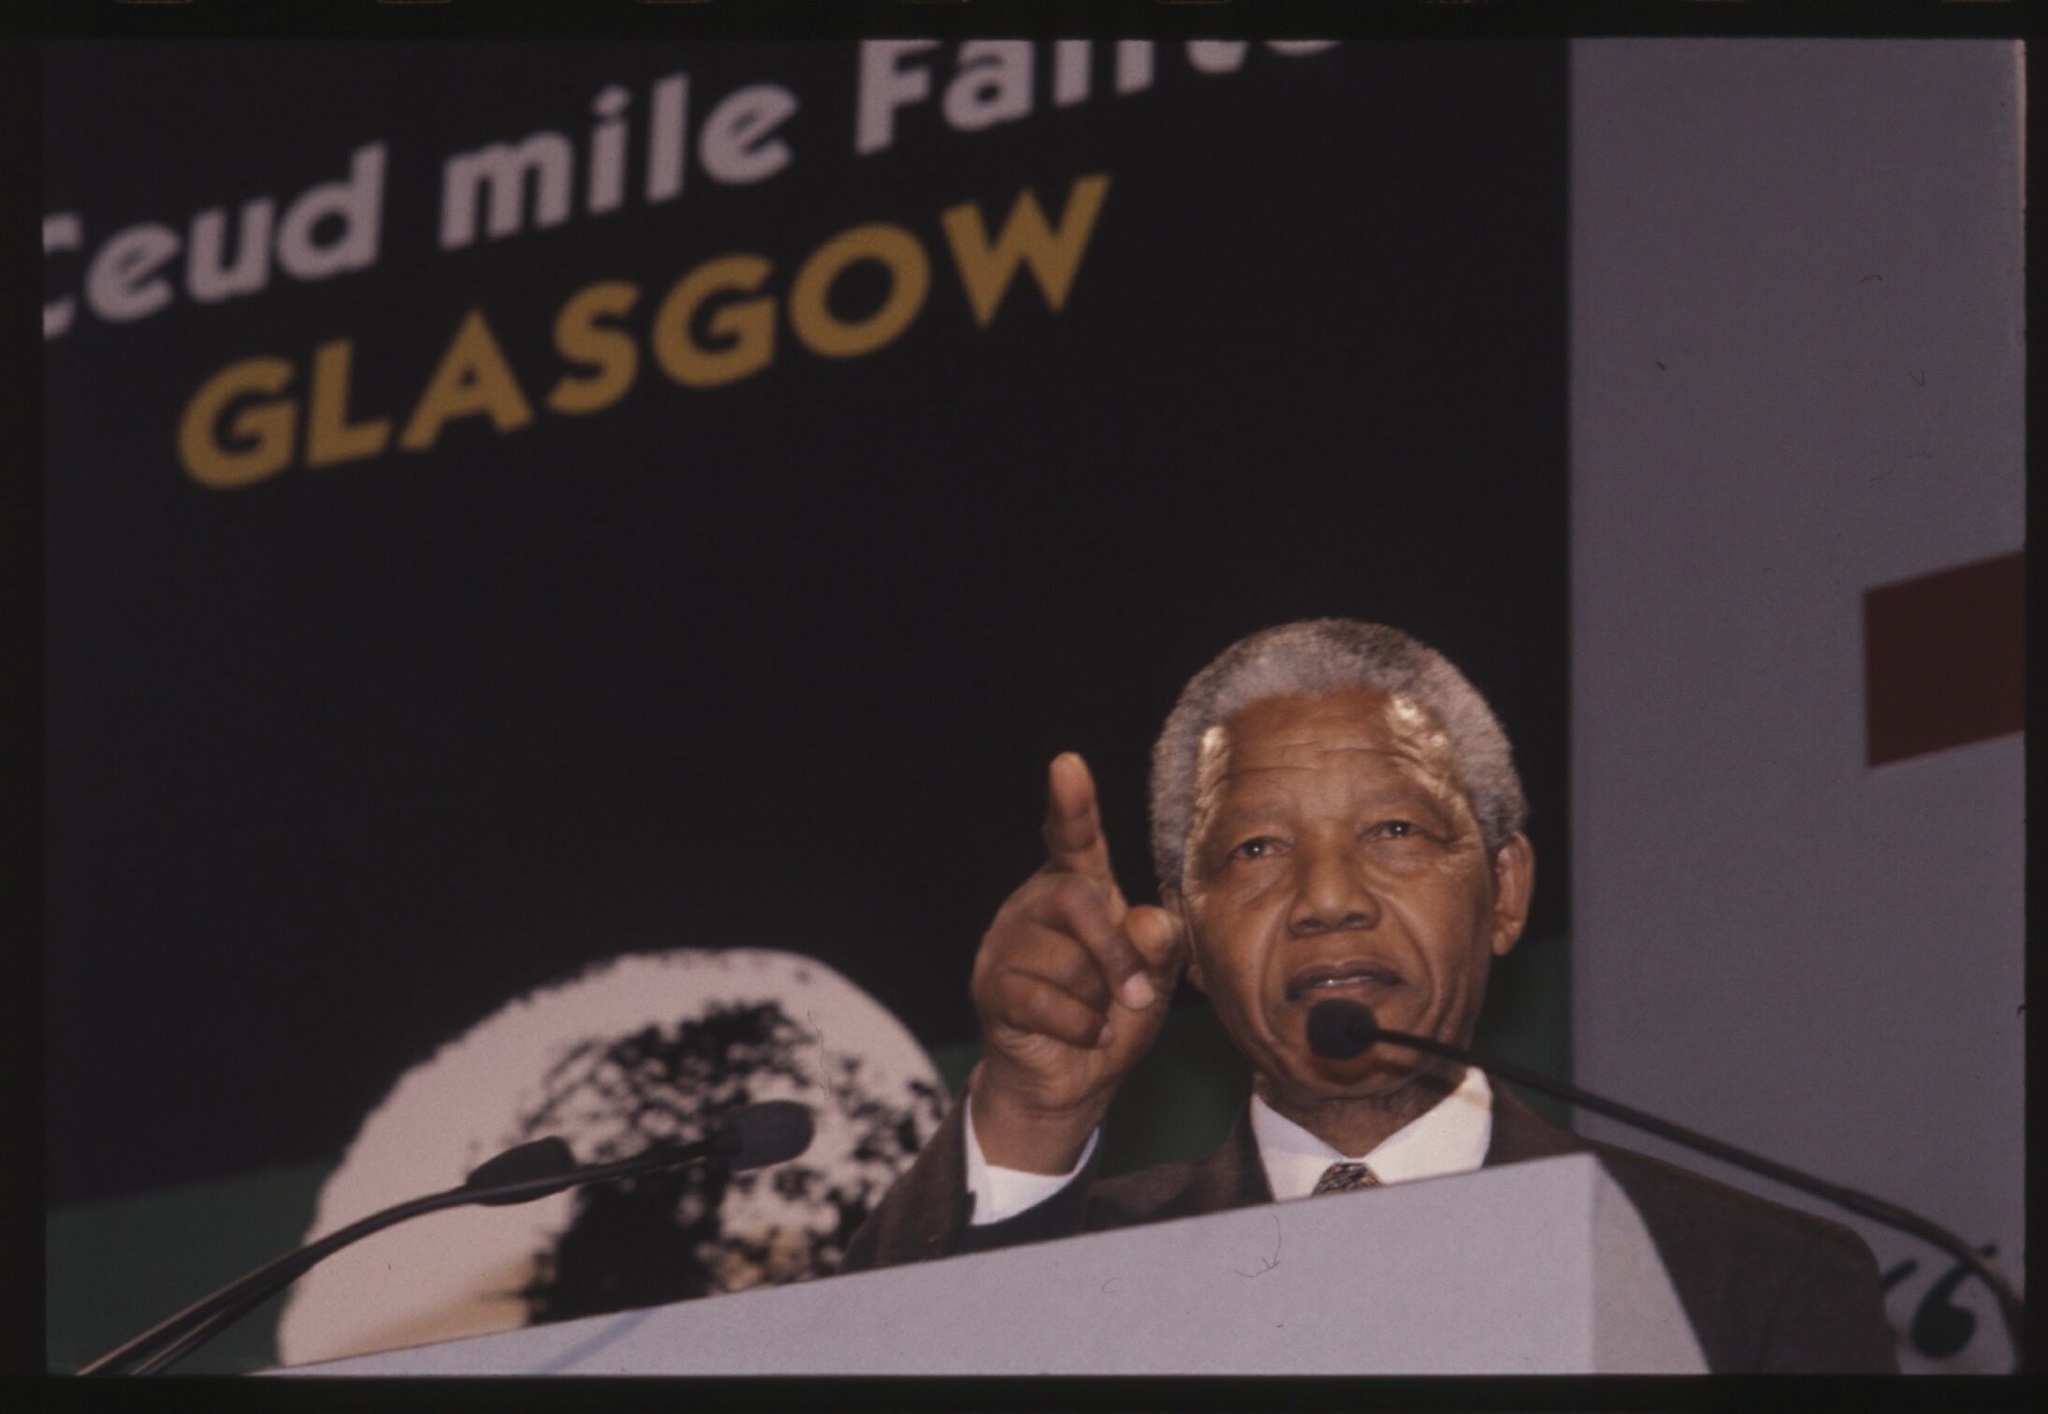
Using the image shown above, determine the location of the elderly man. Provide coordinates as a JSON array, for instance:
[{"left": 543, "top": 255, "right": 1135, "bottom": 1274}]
[{"left": 841, "top": 619, "right": 1896, "bottom": 1373}]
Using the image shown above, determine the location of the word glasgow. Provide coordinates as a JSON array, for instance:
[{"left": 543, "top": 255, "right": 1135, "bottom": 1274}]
[{"left": 175, "top": 175, "right": 1110, "bottom": 488}]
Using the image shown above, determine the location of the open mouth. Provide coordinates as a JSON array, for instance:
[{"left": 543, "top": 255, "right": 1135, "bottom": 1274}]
[{"left": 1284, "top": 961, "right": 1406, "bottom": 1004}]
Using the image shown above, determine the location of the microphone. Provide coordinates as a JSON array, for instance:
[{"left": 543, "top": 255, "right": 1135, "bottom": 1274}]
[
  {"left": 461, "top": 1136, "right": 579, "bottom": 1204},
  {"left": 1305, "top": 999, "right": 2026, "bottom": 1371},
  {"left": 1306, "top": 995, "right": 1379, "bottom": 1059},
  {"left": 82, "top": 1100, "right": 816, "bottom": 1376},
  {"left": 720, "top": 1098, "right": 814, "bottom": 1172}
]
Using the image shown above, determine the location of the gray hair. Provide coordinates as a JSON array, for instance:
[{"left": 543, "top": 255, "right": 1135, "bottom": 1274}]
[{"left": 1147, "top": 619, "right": 1527, "bottom": 888}]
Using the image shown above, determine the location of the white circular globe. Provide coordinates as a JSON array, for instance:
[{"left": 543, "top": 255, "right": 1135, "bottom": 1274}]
[{"left": 276, "top": 948, "right": 947, "bottom": 1367}]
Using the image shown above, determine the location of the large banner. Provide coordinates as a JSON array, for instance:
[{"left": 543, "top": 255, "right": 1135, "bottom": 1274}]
[{"left": 43, "top": 37, "right": 1567, "bottom": 1263}]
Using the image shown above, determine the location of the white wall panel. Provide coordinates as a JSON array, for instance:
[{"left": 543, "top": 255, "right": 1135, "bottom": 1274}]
[{"left": 1570, "top": 40, "right": 2023, "bottom": 1374}]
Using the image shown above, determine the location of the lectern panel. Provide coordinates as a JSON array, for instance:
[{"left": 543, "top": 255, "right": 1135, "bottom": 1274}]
[{"left": 276, "top": 1155, "right": 1705, "bottom": 1375}]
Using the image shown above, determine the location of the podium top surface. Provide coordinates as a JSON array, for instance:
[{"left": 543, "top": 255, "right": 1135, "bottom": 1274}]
[{"left": 278, "top": 1152, "right": 1706, "bottom": 1376}]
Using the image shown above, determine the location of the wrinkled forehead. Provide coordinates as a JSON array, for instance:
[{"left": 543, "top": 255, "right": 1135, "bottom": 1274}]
[{"left": 1191, "top": 688, "right": 1465, "bottom": 808}]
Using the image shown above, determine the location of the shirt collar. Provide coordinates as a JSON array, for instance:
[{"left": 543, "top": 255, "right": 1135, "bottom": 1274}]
[{"left": 1249, "top": 1065, "right": 1494, "bottom": 1202}]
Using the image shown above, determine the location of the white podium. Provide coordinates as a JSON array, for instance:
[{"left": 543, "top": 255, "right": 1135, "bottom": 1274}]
[{"left": 274, "top": 1153, "right": 1706, "bottom": 1375}]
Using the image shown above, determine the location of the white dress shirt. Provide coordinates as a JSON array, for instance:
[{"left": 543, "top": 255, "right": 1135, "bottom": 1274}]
[
  {"left": 966, "top": 1066, "right": 1494, "bottom": 1224},
  {"left": 1249, "top": 1064, "right": 1493, "bottom": 1199}
]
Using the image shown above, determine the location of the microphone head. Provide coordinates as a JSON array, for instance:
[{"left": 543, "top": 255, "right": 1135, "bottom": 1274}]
[
  {"left": 463, "top": 1135, "right": 580, "bottom": 1204},
  {"left": 1306, "top": 998, "right": 1379, "bottom": 1060},
  {"left": 716, "top": 1101, "right": 816, "bottom": 1172}
]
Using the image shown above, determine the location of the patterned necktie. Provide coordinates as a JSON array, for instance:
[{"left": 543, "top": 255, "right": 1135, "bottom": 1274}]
[{"left": 1312, "top": 1161, "right": 1382, "bottom": 1196}]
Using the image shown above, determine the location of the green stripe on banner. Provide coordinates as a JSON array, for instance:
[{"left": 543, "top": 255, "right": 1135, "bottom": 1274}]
[
  {"left": 1471, "top": 929, "right": 1573, "bottom": 1131},
  {"left": 46, "top": 1160, "right": 332, "bottom": 1374}
]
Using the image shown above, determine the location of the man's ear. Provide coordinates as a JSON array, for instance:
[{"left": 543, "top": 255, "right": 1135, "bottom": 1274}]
[
  {"left": 1161, "top": 886, "right": 1206, "bottom": 993},
  {"left": 1488, "top": 833, "right": 1535, "bottom": 958}
]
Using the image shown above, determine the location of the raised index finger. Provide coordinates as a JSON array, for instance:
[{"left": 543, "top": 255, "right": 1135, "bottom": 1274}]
[
  {"left": 1041, "top": 752, "right": 1118, "bottom": 892},
  {"left": 1039, "top": 754, "right": 1157, "bottom": 1010}
]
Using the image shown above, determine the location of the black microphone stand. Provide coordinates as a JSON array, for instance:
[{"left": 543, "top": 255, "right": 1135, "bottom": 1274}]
[
  {"left": 82, "top": 1123, "right": 761, "bottom": 1375},
  {"left": 1357, "top": 1017, "right": 2027, "bottom": 1373}
]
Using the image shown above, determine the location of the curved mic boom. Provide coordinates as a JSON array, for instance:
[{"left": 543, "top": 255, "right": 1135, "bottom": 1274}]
[
  {"left": 1304, "top": 998, "right": 2026, "bottom": 1372},
  {"left": 82, "top": 1100, "right": 818, "bottom": 1376}
]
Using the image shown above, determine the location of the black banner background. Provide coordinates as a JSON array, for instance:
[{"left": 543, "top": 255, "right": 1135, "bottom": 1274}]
[{"left": 44, "top": 39, "right": 1566, "bottom": 1203}]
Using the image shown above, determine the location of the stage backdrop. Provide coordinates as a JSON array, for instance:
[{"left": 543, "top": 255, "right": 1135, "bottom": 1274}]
[{"left": 43, "top": 40, "right": 1569, "bottom": 1371}]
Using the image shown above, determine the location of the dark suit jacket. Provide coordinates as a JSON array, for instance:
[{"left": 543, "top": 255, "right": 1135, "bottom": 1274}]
[{"left": 840, "top": 1089, "right": 1899, "bottom": 1374}]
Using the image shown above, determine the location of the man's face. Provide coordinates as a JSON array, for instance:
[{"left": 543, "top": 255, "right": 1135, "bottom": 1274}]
[{"left": 1167, "top": 687, "right": 1533, "bottom": 1106}]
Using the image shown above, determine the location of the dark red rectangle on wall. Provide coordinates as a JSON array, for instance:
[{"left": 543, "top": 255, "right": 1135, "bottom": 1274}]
[{"left": 1864, "top": 550, "right": 2025, "bottom": 766}]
